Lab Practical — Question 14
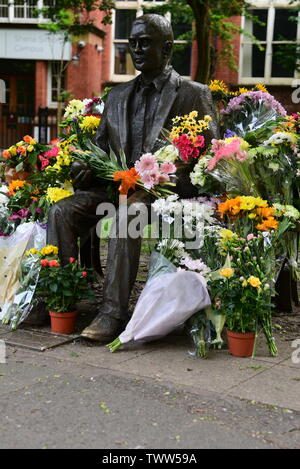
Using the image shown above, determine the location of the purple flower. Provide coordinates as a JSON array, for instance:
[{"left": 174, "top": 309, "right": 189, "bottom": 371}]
[
  {"left": 8, "top": 213, "right": 21, "bottom": 220},
  {"left": 222, "top": 91, "right": 287, "bottom": 116},
  {"left": 223, "top": 129, "right": 235, "bottom": 138},
  {"left": 36, "top": 207, "right": 43, "bottom": 215}
]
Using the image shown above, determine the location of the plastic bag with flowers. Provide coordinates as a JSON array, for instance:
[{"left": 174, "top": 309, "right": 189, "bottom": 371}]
[
  {"left": 221, "top": 90, "right": 287, "bottom": 137},
  {"left": 107, "top": 196, "right": 224, "bottom": 356},
  {"left": 107, "top": 240, "right": 211, "bottom": 353},
  {"left": 0, "top": 223, "right": 46, "bottom": 329}
]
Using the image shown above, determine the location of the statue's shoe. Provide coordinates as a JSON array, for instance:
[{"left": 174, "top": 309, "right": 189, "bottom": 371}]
[{"left": 81, "top": 314, "right": 123, "bottom": 343}]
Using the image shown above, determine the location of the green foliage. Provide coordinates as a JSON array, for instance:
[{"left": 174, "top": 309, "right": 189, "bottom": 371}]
[
  {"left": 36, "top": 258, "right": 95, "bottom": 313},
  {"left": 146, "top": 0, "right": 252, "bottom": 82},
  {"left": 37, "top": 1, "right": 115, "bottom": 33},
  {"left": 209, "top": 235, "right": 274, "bottom": 333}
]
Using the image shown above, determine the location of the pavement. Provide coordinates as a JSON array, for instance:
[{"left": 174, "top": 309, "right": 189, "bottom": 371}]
[
  {"left": 0, "top": 315, "right": 300, "bottom": 450},
  {"left": 1, "top": 244, "right": 299, "bottom": 450}
]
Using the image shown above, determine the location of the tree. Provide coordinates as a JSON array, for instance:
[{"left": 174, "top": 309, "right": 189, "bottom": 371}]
[
  {"left": 146, "top": 0, "right": 252, "bottom": 84},
  {"left": 37, "top": 1, "right": 115, "bottom": 134}
]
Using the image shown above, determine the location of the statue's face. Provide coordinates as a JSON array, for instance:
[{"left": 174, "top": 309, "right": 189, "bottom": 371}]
[{"left": 128, "top": 22, "right": 167, "bottom": 75}]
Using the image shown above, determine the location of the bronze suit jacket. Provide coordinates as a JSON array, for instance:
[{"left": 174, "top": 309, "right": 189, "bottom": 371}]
[{"left": 95, "top": 68, "right": 220, "bottom": 162}]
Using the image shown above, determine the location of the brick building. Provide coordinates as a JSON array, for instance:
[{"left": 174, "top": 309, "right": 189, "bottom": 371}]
[{"left": 0, "top": 0, "right": 299, "bottom": 148}]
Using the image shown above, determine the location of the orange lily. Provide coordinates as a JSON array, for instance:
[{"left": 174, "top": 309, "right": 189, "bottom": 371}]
[{"left": 113, "top": 168, "right": 140, "bottom": 195}]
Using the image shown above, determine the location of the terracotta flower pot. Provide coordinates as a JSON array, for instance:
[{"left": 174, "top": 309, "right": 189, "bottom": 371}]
[
  {"left": 226, "top": 330, "right": 255, "bottom": 357},
  {"left": 49, "top": 311, "right": 77, "bottom": 335},
  {"left": 4, "top": 167, "right": 30, "bottom": 184}
]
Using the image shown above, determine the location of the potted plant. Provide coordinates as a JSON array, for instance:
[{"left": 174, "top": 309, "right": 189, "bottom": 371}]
[
  {"left": 208, "top": 230, "right": 276, "bottom": 357},
  {"left": 36, "top": 246, "right": 95, "bottom": 334}
]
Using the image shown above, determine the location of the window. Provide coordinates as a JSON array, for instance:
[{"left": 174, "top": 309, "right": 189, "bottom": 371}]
[
  {"left": 47, "top": 61, "right": 66, "bottom": 107},
  {"left": 0, "top": 0, "right": 53, "bottom": 22},
  {"left": 112, "top": 1, "right": 192, "bottom": 81},
  {"left": 240, "top": 1, "right": 300, "bottom": 84}
]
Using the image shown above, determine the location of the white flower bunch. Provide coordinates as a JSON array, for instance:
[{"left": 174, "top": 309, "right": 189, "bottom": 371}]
[
  {"left": 263, "top": 132, "right": 297, "bottom": 147},
  {"left": 190, "top": 156, "right": 210, "bottom": 187},
  {"left": 157, "top": 239, "right": 187, "bottom": 262},
  {"left": 63, "top": 99, "right": 85, "bottom": 118},
  {"left": 273, "top": 203, "right": 300, "bottom": 221}
]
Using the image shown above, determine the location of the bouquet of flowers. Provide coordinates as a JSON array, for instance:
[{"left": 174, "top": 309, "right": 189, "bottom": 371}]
[
  {"left": 1, "top": 135, "right": 50, "bottom": 175},
  {"left": 60, "top": 98, "right": 103, "bottom": 146},
  {"left": 74, "top": 141, "right": 176, "bottom": 199},
  {"left": 0, "top": 223, "right": 46, "bottom": 329},
  {"left": 221, "top": 91, "right": 287, "bottom": 137},
  {"left": 1, "top": 178, "right": 73, "bottom": 231}
]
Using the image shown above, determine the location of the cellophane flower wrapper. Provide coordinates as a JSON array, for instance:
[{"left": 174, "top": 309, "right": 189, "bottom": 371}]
[
  {"left": 0, "top": 223, "right": 46, "bottom": 330},
  {"left": 221, "top": 93, "right": 286, "bottom": 137},
  {"left": 107, "top": 251, "right": 211, "bottom": 351}
]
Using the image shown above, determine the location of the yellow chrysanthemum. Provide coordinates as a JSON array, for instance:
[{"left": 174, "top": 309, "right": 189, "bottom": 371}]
[
  {"left": 247, "top": 276, "right": 261, "bottom": 288},
  {"left": 79, "top": 115, "right": 101, "bottom": 133},
  {"left": 40, "top": 245, "right": 59, "bottom": 256},
  {"left": 220, "top": 268, "right": 234, "bottom": 278}
]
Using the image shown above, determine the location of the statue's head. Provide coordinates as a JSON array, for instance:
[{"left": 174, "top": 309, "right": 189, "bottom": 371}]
[{"left": 128, "top": 14, "right": 174, "bottom": 77}]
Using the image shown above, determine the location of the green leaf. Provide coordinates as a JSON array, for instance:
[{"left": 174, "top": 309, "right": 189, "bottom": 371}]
[
  {"left": 119, "top": 148, "right": 128, "bottom": 171},
  {"left": 49, "top": 283, "right": 58, "bottom": 293},
  {"left": 63, "top": 290, "right": 73, "bottom": 296}
]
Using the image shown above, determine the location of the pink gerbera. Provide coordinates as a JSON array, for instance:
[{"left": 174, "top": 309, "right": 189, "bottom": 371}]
[
  {"left": 158, "top": 173, "right": 170, "bottom": 184},
  {"left": 135, "top": 153, "right": 158, "bottom": 176},
  {"left": 140, "top": 168, "right": 161, "bottom": 189},
  {"left": 160, "top": 162, "right": 176, "bottom": 175}
]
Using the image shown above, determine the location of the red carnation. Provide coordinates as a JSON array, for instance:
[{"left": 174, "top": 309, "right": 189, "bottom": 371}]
[{"left": 81, "top": 271, "right": 88, "bottom": 277}]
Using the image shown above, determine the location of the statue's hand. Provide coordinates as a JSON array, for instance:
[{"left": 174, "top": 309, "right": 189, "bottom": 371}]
[{"left": 70, "top": 160, "right": 96, "bottom": 190}]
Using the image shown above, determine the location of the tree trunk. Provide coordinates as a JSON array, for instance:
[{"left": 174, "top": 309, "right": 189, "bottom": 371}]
[{"left": 187, "top": 0, "right": 211, "bottom": 84}]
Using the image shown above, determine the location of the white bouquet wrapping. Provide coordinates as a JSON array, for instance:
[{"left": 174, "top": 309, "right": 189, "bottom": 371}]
[
  {"left": 108, "top": 252, "right": 211, "bottom": 351},
  {"left": 0, "top": 222, "right": 46, "bottom": 329}
]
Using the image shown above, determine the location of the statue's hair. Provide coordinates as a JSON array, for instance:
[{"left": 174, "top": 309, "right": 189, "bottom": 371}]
[{"left": 132, "top": 14, "right": 174, "bottom": 43}]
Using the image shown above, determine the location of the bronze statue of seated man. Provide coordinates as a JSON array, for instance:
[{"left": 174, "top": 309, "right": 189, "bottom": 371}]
[{"left": 46, "top": 14, "right": 219, "bottom": 342}]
